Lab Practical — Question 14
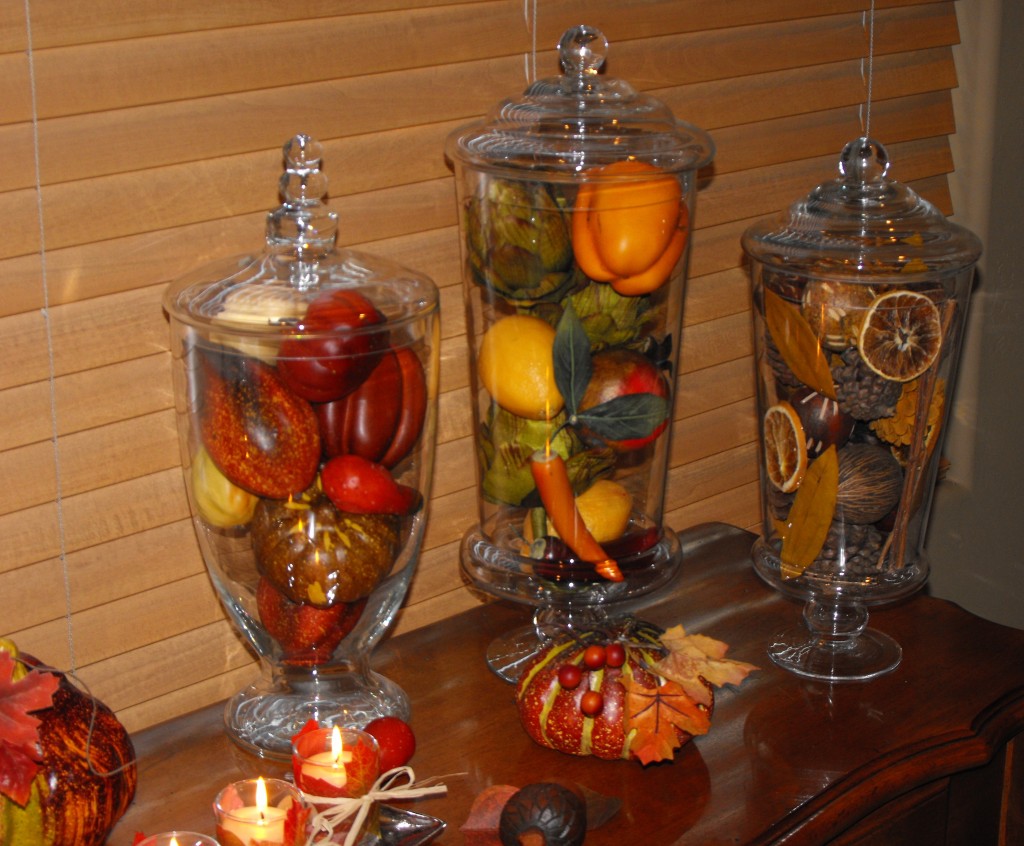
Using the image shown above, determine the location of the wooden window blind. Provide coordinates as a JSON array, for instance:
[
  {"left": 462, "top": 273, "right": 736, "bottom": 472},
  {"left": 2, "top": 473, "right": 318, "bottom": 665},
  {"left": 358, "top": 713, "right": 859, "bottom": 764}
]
[{"left": 0, "top": 0, "right": 963, "bottom": 732}]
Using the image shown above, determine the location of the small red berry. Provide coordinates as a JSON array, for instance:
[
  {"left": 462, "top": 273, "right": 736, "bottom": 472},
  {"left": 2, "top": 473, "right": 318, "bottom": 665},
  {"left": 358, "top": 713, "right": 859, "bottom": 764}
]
[
  {"left": 582, "top": 644, "right": 607, "bottom": 670},
  {"left": 557, "top": 663, "right": 582, "bottom": 690},
  {"left": 605, "top": 641, "right": 626, "bottom": 668},
  {"left": 580, "top": 689, "right": 604, "bottom": 716},
  {"left": 364, "top": 716, "right": 416, "bottom": 772}
]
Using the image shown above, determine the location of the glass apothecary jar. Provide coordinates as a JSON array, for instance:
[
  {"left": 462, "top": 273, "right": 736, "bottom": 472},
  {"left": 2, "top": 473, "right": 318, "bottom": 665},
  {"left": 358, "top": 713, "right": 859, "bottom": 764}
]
[
  {"left": 164, "top": 136, "right": 440, "bottom": 758},
  {"left": 446, "top": 25, "right": 714, "bottom": 679},
  {"left": 742, "top": 137, "right": 981, "bottom": 681}
]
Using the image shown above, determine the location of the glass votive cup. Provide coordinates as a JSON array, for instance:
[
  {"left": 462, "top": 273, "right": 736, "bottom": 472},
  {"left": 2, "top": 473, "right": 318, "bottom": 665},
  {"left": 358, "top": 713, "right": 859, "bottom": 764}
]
[
  {"left": 136, "top": 834, "right": 220, "bottom": 846},
  {"left": 213, "top": 777, "right": 301, "bottom": 846},
  {"left": 292, "top": 727, "right": 382, "bottom": 844},
  {"left": 291, "top": 727, "right": 381, "bottom": 799}
]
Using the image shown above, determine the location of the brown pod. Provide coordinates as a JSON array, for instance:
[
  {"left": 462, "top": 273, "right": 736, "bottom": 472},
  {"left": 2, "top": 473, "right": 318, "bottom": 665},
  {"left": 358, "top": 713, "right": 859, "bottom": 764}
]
[{"left": 316, "top": 347, "right": 427, "bottom": 468}]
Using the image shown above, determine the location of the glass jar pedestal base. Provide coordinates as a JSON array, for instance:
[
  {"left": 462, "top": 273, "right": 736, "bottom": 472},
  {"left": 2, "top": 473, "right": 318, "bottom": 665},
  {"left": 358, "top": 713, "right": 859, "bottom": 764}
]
[
  {"left": 753, "top": 537, "right": 928, "bottom": 683},
  {"left": 765, "top": 601, "right": 903, "bottom": 682},
  {"left": 462, "top": 524, "right": 682, "bottom": 683},
  {"left": 223, "top": 661, "right": 410, "bottom": 762}
]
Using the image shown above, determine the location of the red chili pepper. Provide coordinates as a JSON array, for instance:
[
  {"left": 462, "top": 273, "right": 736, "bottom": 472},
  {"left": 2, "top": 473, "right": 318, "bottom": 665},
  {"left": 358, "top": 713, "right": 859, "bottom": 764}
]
[{"left": 529, "top": 450, "right": 623, "bottom": 582}]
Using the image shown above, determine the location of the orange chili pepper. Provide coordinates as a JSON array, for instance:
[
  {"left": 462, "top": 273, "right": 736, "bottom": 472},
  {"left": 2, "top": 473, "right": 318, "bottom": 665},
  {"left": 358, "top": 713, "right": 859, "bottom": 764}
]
[{"left": 529, "top": 450, "right": 624, "bottom": 582}]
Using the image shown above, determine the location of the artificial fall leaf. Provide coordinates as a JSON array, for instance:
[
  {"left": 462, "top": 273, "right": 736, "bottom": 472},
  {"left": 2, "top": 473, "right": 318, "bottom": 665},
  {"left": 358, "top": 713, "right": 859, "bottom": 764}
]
[
  {"left": 461, "top": 784, "right": 519, "bottom": 846},
  {"left": 0, "top": 739, "right": 42, "bottom": 807},
  {"left": 0, "top": 651, "right": 59, "bottom": 805},
  {"left": 780, "top": 444, "right": 839, "bottom": 578},
  {"left": 764, "top": 289, "right": 837, "bottom": 399},
  {"left": 654, "top": 627, "right": 759, "bottom": 707},
  {"left": 0, "top": 651, "right": 58, "bottom": 752},
  {"left": 624, "top": 674, "right": 710, "bottom": 765}
]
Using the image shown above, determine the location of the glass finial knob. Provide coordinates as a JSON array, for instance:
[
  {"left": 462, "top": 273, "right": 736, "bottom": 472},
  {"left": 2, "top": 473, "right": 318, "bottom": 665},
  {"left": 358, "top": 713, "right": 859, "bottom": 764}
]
[
  {"left": 558, "top": 25, "right": 608, "bottom": 79},
  {"left": 838, "top": 137, "right": 890, "bottom": 186},
  {"left": 266, "top": 135, "right": 339, "bottom": 284}
]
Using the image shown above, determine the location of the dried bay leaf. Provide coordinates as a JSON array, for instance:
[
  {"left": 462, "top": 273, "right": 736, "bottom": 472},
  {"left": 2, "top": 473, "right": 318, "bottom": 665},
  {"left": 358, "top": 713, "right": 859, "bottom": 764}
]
[
  {"left": 764, "top": 289, "right": 837, "bottom": 399},
  {"left": 780, "top": 445, "right": 839, "bottom": 578}
]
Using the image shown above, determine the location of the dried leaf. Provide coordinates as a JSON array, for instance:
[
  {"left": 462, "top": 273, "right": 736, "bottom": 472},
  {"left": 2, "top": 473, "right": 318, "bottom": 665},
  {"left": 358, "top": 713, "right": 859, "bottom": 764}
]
[
  {"left": 655, "top": 627, "right": 759, "bottom": 707},
  {"left": 765, "top": 289, "right": 837, "bottom": 399},
  {"left": 780, "top": 445, "right": 839, "bottom": 578},
  {"left": 460, "top": 785, "right": 519, "bottom": 846},
  {"left": 624, "top": 675, "right": 708, "bottom": 765}
]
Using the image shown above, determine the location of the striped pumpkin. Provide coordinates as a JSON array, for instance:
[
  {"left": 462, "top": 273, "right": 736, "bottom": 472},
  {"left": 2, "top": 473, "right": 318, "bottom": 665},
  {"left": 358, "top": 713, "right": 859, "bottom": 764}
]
[{"left": 514, "top": 621, "right": 711, "bottom": 760}]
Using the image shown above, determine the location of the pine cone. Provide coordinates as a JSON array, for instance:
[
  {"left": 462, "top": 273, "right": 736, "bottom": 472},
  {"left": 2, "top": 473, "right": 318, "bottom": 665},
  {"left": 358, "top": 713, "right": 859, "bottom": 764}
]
[
  {"left": 816, "top": 521, "right": 887, "bottom": 577},
  {"left": 764, "top": 334, "right": 804, "bottom": 392},
  {"left": 832, "top": 348, "right": 901, "bottom": 421}
]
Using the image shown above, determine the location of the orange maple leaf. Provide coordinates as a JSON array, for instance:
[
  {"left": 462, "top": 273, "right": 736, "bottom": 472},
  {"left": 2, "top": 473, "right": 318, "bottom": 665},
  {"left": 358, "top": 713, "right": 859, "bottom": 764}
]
[
  {"left": 653, "top": 625, "right": 758, "bottom": 706},
  {"left": 623, "top": 674, "right": 710, "bottom": 765}
]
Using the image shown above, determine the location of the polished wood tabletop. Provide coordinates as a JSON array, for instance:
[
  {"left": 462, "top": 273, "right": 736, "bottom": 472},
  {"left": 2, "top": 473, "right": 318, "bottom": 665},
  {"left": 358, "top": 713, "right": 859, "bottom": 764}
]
[{"left": 111, "top": 523, "right": 1024, "bottom": 845}]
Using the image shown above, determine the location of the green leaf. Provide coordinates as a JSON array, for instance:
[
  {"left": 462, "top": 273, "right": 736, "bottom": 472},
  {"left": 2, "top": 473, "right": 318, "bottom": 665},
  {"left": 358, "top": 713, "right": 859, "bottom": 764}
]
[
  {"left": 553, "top": 299, "right": 593, "bottom": 415},
  {"left": 575, "top": 392, "right": 669, "bottom": 441}
]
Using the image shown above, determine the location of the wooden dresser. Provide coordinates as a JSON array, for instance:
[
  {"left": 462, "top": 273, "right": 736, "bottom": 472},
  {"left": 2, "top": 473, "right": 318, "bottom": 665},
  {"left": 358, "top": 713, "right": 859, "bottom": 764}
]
[{"left": 112, "top": 523, "right": 1024, "bottom": 845}]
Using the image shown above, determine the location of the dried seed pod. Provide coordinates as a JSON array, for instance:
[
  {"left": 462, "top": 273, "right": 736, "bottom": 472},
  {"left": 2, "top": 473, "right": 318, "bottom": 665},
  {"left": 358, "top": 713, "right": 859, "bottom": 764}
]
[
  {"left": 498, "top": 782, "right": 587, "bottom": 846},
  {"left": 835, "top": 443, "right": 903, "bottom": 524}
]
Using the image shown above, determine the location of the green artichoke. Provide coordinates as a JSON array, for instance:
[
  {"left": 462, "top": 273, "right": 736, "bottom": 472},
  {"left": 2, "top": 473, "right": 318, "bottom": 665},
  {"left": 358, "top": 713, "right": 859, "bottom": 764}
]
[
  {"left": 466, "top": 179, "right": 577, "bottom": 302},
  {"left": 478, "top": 406, "right": 613, "bottom": 506},
  {"left": 568, "top": 281, "right": 659, "bottom": 351}
]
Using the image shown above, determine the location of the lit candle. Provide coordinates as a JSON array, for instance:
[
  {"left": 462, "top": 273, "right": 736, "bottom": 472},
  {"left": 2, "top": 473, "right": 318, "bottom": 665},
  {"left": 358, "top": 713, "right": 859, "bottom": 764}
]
[
  {"left": 300, "top": 725, "right": 352, "bottom": 789},
  {"left": 214, "top": 777, "right": 290, "bottom": 846},
  {"left": 135, "top": 833, "right": 219, "bottom": 846}
]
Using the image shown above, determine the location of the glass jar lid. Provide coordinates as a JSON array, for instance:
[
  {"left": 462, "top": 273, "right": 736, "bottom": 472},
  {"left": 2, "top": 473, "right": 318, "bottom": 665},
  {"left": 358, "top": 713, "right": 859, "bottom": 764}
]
[
  {"left": 445, "top": 24, "right": 714, "bottom": 178},
  {"left": 742, "top": 137, "right": 982, "bottom": 280},
  {"left": 164, "top": 135, "right": 438, "bottom": 338}
]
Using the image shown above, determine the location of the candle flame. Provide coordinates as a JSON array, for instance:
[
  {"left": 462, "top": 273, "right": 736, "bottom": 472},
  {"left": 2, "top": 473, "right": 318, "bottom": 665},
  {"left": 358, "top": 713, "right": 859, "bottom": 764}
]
[
  {"left": 330, "top": 725, "right": 353, "bottom": 766},
  {"left": 170, "top": 839, "right": 179, "bottom": 846},
  {"left": 330, "top": 725, "right": 343, "bottom": 761},
  {"left": 255, "top": 776, "right": 269, "bottom": 814}
]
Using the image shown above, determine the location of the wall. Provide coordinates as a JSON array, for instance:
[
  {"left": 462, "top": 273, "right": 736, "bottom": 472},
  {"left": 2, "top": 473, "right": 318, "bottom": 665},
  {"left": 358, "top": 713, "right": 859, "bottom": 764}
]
[
  {"left": 929, "top": 0, "right": 1024, "bottom": 627},
  {"left": 0, "top": 0, "right": 966, "bottom": 732}
]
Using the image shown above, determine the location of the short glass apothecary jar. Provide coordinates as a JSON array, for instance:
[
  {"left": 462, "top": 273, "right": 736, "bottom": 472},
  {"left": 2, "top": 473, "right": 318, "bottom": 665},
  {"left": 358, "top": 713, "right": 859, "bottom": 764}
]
[
  {"left": 164, "top": 136, "right": 440, "bottom": 759},
  {"left": 742, "top": 137, "right": 981, "bottom": 681},
  {"left": 446, "top": 25, "right": 713, "bottom": 679}
]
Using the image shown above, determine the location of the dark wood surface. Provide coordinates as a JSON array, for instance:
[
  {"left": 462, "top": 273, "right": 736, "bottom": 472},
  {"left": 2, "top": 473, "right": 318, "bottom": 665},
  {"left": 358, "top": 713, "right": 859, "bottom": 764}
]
[{"left": 110, "top": 523, "right": 1024, "bottom": 845}]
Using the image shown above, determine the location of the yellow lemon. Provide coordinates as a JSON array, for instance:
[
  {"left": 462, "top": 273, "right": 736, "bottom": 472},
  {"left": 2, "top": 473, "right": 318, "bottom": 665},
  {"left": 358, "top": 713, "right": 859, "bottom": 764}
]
[
  {"left": 478, "top": 314, "right": 564, "bottom": 419},
  {"left": 574, "top": 479, "right": 633, "bottom": 543},
  {"left": 525, "top": 478, "right": 633, "bottom": 546}
]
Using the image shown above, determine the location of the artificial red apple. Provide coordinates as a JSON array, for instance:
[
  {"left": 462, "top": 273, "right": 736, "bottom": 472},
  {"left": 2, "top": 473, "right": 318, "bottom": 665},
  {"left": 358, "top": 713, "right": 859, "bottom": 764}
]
[
  {"left": 199, "top": 353, "right": 320, "bottom": 499},
  {"left": 316, "top": 346, "right": 428, "bottom": 468},
  {"left": 277, "top": 289, "right": 388, "bottom": 403},
  {"left": 256, "top": 577, "right": 366, "bottom": 665},
  {"left": 577, "top": 348, "right": 671, "bottom": 451}
]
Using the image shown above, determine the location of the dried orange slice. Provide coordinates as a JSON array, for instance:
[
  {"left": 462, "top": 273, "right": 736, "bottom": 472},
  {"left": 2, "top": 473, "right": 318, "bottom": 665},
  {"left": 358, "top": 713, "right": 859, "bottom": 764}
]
[
  {"left": 763, "top": 401, "right": 808, "bottom": 493},
  {"left": 858, "top": 290, "right": 942, "bottom": 382}
]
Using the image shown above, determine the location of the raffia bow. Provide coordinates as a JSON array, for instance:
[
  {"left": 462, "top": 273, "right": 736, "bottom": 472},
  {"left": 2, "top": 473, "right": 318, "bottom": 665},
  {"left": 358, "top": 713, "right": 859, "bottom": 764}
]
[{"left": 301, "top": 766, "right": 449, "bottom": 846}]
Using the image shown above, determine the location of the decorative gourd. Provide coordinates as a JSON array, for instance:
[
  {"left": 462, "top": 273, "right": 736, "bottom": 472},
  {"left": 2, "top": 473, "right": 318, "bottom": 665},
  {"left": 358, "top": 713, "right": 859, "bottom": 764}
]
[
  {"left": 514, "top": 619, "right": 757, "bottom": 764},
  {"left": 0, "top": 639, "right": 137, "bottom": 846}
]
